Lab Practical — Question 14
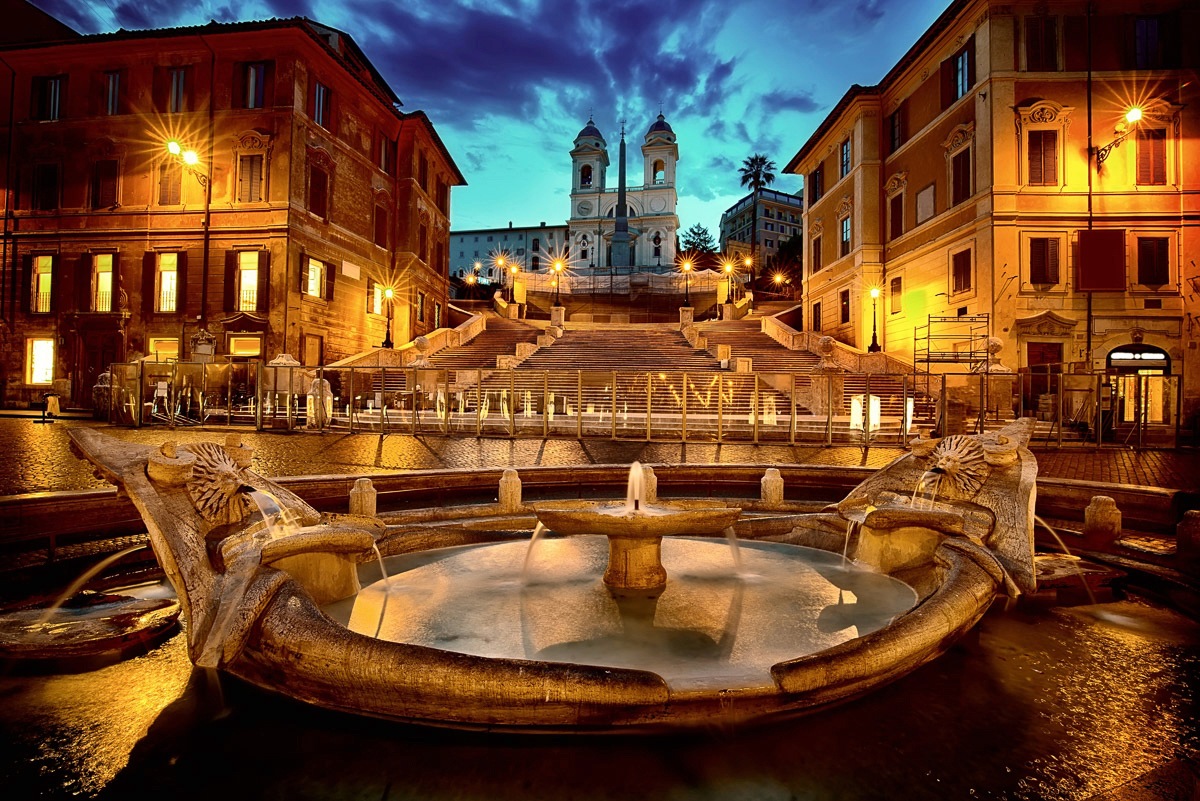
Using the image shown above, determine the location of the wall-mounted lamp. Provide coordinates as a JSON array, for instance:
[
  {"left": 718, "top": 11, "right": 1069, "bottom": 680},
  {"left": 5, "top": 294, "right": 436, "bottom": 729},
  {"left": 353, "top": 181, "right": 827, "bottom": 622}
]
[{"left": 1093, "top": 107, "right": 1143, "bottom": 171}]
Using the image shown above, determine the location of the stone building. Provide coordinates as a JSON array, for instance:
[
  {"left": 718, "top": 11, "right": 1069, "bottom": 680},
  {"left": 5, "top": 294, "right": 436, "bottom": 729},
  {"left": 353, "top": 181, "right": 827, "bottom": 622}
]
[
  {"left": 785, "top": 0, "right": 1198, "bottom": 427},
  {"left": 718, "top": 187, "right": 804, "bottom": 264},
  {"left": 449, "top": 222, "right": 569, "bottom": 286},
  {"left": 0, "top": 12, "right": 463, "bottom": 409}
]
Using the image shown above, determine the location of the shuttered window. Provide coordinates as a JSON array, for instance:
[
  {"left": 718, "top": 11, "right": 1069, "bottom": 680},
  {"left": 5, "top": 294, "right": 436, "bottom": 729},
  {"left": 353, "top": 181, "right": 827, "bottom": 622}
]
[
  {"left": 951, "top": 149, "right": 972, "bottom": 205},
  {"left": 1136, "top": 129, "right": 1166, "bottom": 185},
  {"left": 238, "top": 155, "right": 264, "bottom": 202},
  {"left": 309, "top": 166, "right": 328, "bottom": 218},
  {"left": 1029, "top": 238, "right": 1060, "bottom": 284},
  {"left": 1137, "top": 237, "right": 1169, "bottom": 285},
  {"left": 1025, "top": 16, "right": 1059, "bottom": 71},
  {"left": 1027, "top": 130, "right": 1057, "bottom": 185},
  {"left": 952, "top": 249, "right": 972, "bottom": 293},
  {"left": 889, "top": 193, "right": 904, "bottom": 240}
]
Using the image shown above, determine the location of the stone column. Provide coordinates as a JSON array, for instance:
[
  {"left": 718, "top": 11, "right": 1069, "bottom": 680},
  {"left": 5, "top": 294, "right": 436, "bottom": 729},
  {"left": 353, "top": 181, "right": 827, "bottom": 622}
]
[
  {"left": 679, "top": 307, "right": 694, "bottom": 327},
  {"left": 499, "top": 468, "right": 522, "bottom": 514},
  {"left": 349, "top": 478, "right": 378, "bottom": 517},
  {"left": 761, "top": 468, "right": 784, "bottom": 507},
  {"left": 550, "top": 306, "right": 565, "bottom": 327}
]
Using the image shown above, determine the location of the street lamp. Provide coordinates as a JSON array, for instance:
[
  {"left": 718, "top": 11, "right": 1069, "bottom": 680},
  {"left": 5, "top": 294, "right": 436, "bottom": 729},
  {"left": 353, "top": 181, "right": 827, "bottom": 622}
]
[
  {"left": 509, "top": 263, "right": 519, "bottom": 303},
  {"left": 552, "top": 259, "right": 564, "bottom": 306},
  {"left": 494, "top": 254, "right": 508, "bottom": 300},
  {"left": 867, "top": 286, "right": 881, "bottom": 353},
  {"left": 382, "top": 286, "right": 395, "bottom": 349},
  {"left": 1094, "top": 106, "right": 1144, "bottom": 171},
  {"left": 653, "top": 232, "right": 662, "bottom": 268},
  {"left": 166, "top": 139, "right": 211, "bottom": 337},
  {"left": 722, "top": 258, "right": 736, "bottom": 302},
  {"left": 681, "top": 259, "right": 693, "bottom": 307}
]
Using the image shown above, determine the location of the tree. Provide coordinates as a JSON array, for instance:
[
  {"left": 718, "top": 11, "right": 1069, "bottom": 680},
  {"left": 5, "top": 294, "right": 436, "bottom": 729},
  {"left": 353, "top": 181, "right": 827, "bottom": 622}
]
[
  {"left": 679, "top": 223, "right": 717, "bottom": 254},
  {"left": 737, "top": 153, "right": 778, "bottom": 285}
]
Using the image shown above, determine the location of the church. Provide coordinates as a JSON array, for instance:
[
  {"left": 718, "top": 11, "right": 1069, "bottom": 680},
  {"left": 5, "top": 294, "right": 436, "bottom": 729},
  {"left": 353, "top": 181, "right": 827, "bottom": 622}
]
[{"left": 449, "top": 113, "right": 681, "bottom": 282}]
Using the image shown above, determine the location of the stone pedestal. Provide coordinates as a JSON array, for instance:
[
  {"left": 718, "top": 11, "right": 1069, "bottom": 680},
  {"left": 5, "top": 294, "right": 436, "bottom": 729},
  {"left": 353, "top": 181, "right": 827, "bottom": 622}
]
[
  {"left": 761, "top": 468, "right": 784, "bottom": 507},
  {"left": 809, "top": 373, "right": 845, "bottom": 416},
  {"left": 349, "top": 478, "right": 377, "bottom": 517},
  {"left": 1083, "top": 496, "right": 1122, "bottom": 549},
  {"left": 499, "top": 468, "right": 522, "bottom": 514},
  {"left": 642, "top": 465, "right": 658, "bottom": 504},
  {"left": 550, "top": 306, "right": 565, "bottom": 327},
  {"left": 679, "top": 307, "right": 694, "bottom": 327},
  {"left": 603, "top": 535, "right": 667, "bottom": 595}
]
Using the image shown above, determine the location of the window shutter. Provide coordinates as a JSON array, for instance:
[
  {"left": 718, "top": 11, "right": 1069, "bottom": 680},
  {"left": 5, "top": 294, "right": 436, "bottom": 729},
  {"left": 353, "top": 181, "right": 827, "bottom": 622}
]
[
  {"left": 261, "top": 62, "right": 275, "bottom": 107},
  {"left": 1030, "top": 238, "right": 1046, "bottom": 282},
  {"left": 175, "top": 252, "right": 187, "bottom": 311},
  {"left": 324, "top": 260, "right": 336, "bottom": 301},
  {"left": 152, "top": 68, "right": 167, "bottom": 113},
  {"left": 20, "top": 255, "right": 32, "bottom": 314},
  {"left": 111, "top": 253, "right": 122, "bottom": 311},
  {"left": 940, "top": 57, "right": 954, "bottom": 108},
  {"left": 257, "top": 251, "right": 270, "bottom": 312},
  {"left": 299, "top": 252, "right": 309, "bottom": 292},
  {"left": 1047, "top": 238, "right": 1059, "bottom": 283},
  {"left": 966, "top": 36, "right": 976, "bottom": 86},
  {"left": 223, "top": 251, "right": 237, "bottom": 311},
  {"left": 232, "top": 63, "right": 245, "bottom": 109},
  {"left": 1025, "top": 17, "right": 1043, "bottom": 69},
  {"left": 1044, "top": 131, "right": 1057, "bottom": 185},
  {"left": 142, "top": 252, "right": 156, "bottom": 314},
  {"left": 1043, "top": 18, "right": 1058, "bottom": 69},
  {"left": 1028, "top": 132, "right": 1044, "bottom": 184},
  {"left": 77, "top": 254, "right": 93, "bottom": 311}
]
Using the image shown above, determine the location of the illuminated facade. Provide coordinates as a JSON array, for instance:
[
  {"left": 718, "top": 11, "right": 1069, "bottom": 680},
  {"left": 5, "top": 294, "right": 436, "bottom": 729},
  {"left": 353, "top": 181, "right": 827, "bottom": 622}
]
[
  {"left": 0, "top": 14, "right": 463, "bottom": 408},
  {"left": 718, "top": 188, "right": 804, "bottom": 263},
  {"left": 449, "top": 223, "right": 569, "bottom": 285},
  {"left": 786, "top": 0, "right": 1199, "bottom": 425}
]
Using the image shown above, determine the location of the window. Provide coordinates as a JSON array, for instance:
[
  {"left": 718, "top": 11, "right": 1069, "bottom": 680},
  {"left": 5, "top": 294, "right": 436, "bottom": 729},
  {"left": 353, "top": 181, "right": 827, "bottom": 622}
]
[
  {"left": 1029, "top": 238, "right": 1060, "bottom": 284},
  {"left": 167, "top": 67, "right": 187, "bottom": 113},
  {"left": 435, "top": 180, "right": 449, "bottom": 214},
  {"left": 148, "top": 338, "right": 179, "bottom": 361},
  {"left": 91, "top": 159, "right": 118, "bottom": 209},
  {"left": 418, "top": 154, "right": 429, "bottom": 192},
  {"left": 889, "top": 193, "right": 904, "bottom": 240},
  {"left": 92, "top": 253, "right": 113, "bottom": 312},
  {"left": 226, "top": 250, "right": 266, "bottom": 312},
  {"left": 300, "top": 256, "right": 336, "bottom": 302},
  {"left": 888, "top": 104, "right": 906, "bottom": 154},
  {"left": 31, "top": 255, "right": 53, "bottom": 313},
  {"left": 103, "top": 71, "right": 123, "bottom": 116},
  {"left": 312, "top": 81, "right": 331, "bottom": 128},
  {"left": 228, "top": 335, "right": 262, "bottom": 357},
  {"left": 1027, "top": 130, "right": 1058, "bottom": 186},
  {"left": 26, "top": 338, "right": 54, "bottom": 385},
  {"left": 373, "top": 206, "right": 388, "bottom": 248},
  {"left": 434, "top": 303, "right": 442, "bottom": 329},
  {"left": 1137, "top": 237, "right": 1169, "bottom": 286},
  {"left": 419, "top": 224, "right": 428, "bottom": 262},
  {"left": 1137, "top": 129, "right": 1166, "bottom": 186},
  {"left": 1025, "top": 16, "right": 1058, "bottom": 71},
  {"left": 33, "top": 163, "right": 59, "bottom": 211},
  {"left": 375, "top": 133, "right": 393, "bottom": 174},
  {"left": 808, "top": 165, "right": 824, "bottom": 203},
  {"left": 811, "top": 302, "right": 822, "bottom": 331},
  {"left": 367, "top": 279, "right": 384, "bottom": 315},
  {"left": 941, "top": 37, "right": 975, "bottom": 108},
  {"left": 951, "top": 148, "right": 972, "bottom": 205},
  {"left": 159, "top": 162, "right": 181, "bottom": 205},
  {"left": 653, "top": 159, "right": 665, "bottom": 184},
  {"left": 156, "top": 252, "right": 179, "bottom": 312},
  {"left": 811, "top": 236, "right": 822, "bottom": 273},
  {"left": 243, "top": 62, "right": 267, "bottom": 109},
  {"left": 238, "top": 155, "right": 264, "bottom": 202},
  {"left": 840, "top": 217, "right": 851, "bottom": 257},
  {"left": 580, "top": 164, "right": 593, "bottom": 187},
  {"left": 417, "top": 292, "right": 426, "bottom": 323},
  {"left": 951, "top": 249, "right": 972, "bottom": 294},
  {"left": 1134, "top": 16, "right": 1170, "bottom": 69},
  {"left": 839, "top": 290, "right": 851, "bottom": 324},
  {"left": 309, "top": 165, "right": 329, "bottom": 218},
  {"left": 889, "top": 277, "right": 902, "bottom": 314},
  {"left": 916, "top": 184, "right": 936, "bottom": 225},
  {"left": 839, "top": 139, "right": 851, "bottom": 179},
  {"left": 32, "top": 75, "right": 64, "bottom": 121}
]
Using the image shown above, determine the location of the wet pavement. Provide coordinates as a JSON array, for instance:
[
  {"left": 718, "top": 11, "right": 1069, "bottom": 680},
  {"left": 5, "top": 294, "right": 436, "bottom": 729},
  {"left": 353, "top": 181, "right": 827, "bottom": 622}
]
[{"left": 4, "top": 418, "right": 1200, "bottom": 497}]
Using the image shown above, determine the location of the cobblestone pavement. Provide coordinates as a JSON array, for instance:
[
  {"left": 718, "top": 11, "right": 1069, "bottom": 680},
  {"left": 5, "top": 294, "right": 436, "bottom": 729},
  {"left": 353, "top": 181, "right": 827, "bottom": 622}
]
[{"left": 4, "top": 418, "right": 1199, "bottom": 496}]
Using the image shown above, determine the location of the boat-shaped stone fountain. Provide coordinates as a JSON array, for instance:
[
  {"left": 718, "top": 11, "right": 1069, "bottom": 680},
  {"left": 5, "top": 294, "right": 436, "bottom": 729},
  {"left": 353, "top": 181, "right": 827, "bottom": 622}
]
[{"left": 68, "top": 419, "right": 1037, "bottom": 731}]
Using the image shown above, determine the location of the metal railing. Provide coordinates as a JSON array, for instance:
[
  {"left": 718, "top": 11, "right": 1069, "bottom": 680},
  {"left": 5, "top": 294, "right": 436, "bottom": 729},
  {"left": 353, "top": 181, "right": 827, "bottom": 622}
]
[{"left": 103, "top": 362, "right": 1181, "bottom": 448}]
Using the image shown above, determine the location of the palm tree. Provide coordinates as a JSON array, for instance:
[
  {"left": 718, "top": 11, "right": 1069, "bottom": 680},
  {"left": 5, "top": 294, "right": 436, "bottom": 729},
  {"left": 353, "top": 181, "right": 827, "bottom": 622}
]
[{"left": 738, "top": 154, "right": 777, "bottom": 289}]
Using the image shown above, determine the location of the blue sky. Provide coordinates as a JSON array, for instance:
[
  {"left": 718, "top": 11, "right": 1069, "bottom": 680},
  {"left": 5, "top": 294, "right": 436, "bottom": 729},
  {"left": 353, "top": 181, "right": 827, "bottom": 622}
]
[{"left": 38, "top": 0, "right": 947, "bottom": 234}]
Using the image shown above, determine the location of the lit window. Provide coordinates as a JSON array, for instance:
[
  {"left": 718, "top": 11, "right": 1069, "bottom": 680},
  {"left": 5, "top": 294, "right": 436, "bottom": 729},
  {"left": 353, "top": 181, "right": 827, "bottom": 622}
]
[
  {"left": 26, "top": 338, "right": 54, "bottom": 385},
  {"left": 840, "top": 217, "right": 851, "bottom": 257},
  {"left": 32, "top": 75, "right": 63, "bottom": 121},
  {"left": 93, "top": 253, "right": 113, "bottom": 312},
  {"left": 228, "top": 335, "right": 262, "bottom": 357},
  {"left": 238, "top": 251, "right": 259, "bottom": 311},
  {"left": 839, "top": 139, "right": 851, "bottom": 178},
  {"left": 32, "top": 255, "right": 53, "bottom": 313},
  {"left": 157, "top": 252, "right": 178, "bottom": 312},
  {"left": 312, "top": 82, "right": 331, "bottom": 128},
  {"left": 839, "top": 289, "right": 850, "bottom": 324},
  {"left": 148, "top": 338, "right": 179, "bottom": 361},
  {"left": 304, "top": 258, "right": 325, "bottom": 299},
  {"left": 168, "top": 67, "right": 187, "bottom": 113},
  {"left": 417, "top": 292, "right": 426, "bottom": 323},
  {"left": 367, "top": 280, "right": 384, "bottom": 315},
  {"left": 104, "top": 71, "right": 122, "bottom": 116},
  {"left": 434, "top": 303, "right": 442, "bottom": 329}
]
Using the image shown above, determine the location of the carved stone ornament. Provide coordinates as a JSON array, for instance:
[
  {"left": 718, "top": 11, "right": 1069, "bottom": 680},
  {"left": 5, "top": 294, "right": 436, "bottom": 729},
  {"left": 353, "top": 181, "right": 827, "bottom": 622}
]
[
  {"left": 835, "top": 195, "right": 853, "bottom": 219},
  {"left": 1029, "top": 107, "right": 1057, "bottom": 124},
  {"left": 884, "top": 172, "right": 908, "bottom": 196},
  {"left": 1012, "top": 309, "right": 1077, "bottom": 338},
  {"left": 942, "top": 122, "right": 976, "bottom": 153},
  {"left": 187, "top": 442, "right": 251, "bottom": 524},
  {"left": 924, "top": 435, "right": 989, "bottom": 500},
  {"left": 809, "top": 218, "right": 824, "bottom": 238},
  {"left": 307, "top": 146, "right": 333, "bottom": 172}
]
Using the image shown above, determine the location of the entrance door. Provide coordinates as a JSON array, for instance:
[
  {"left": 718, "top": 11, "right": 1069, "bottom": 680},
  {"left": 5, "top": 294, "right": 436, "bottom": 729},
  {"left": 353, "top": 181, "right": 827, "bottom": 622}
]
[
  {"left": 78, "top": 332, "right": 123, "bottom": 408},
  {"left": 1023, "top": 342, "right": 1062, "bottom": 415}
]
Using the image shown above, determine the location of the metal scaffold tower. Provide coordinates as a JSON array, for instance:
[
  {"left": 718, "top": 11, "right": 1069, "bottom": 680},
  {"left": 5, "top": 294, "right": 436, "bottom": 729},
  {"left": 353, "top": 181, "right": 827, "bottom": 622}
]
[{"left": 913, "top": 314, "right": 990, "bottom": 373}]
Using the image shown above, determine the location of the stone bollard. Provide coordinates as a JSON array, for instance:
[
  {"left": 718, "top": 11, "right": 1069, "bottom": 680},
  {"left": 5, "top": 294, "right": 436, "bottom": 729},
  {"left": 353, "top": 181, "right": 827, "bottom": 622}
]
[
  {"left": 224, "top": 433, "right": 255, "bottom": 468},
  {"left": 1082, "top": 496, "right": 1122, "bottom": 550},
  {"left": 349, "top": 478, "right": 377, "bottom": 518},
  {"left": 761, "top": 468, "right": 784, "bottom": 507},
  {"left": 1177, "top": 510, "right": 1200, "bottom": 575},
  {"left": 499, "top": 468, "right": 522, "bottom": 514},
  {"left": 642, "top": 465, "right": 658, "bottom": 504}
]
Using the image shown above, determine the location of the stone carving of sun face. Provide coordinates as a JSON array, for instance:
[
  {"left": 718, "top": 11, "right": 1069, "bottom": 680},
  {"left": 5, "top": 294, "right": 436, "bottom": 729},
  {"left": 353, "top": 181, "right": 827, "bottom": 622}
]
[
  {"left": 187, "top": 443, "right": 250, "bottom": 525},
  {"left": 925, "top": 435, "right": 989, "bottom": 500}
]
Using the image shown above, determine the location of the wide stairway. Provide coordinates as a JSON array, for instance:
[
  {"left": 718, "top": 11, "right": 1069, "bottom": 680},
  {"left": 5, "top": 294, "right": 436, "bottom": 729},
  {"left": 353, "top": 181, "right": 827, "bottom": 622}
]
[
  {"left": 695, "top": 319, "right": 821, "bottom": 371},
  {"left": 428, "top": 317, "right": 540, "bottom": 370}
]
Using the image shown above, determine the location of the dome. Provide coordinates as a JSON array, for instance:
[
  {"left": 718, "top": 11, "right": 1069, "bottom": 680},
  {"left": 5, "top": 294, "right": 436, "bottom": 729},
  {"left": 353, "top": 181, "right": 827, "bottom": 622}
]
[
  {"left": 575, "top": 117, "right": 606, "bottom": 144},
  {"left": 646, "top": 113, "right": 673, "bottom": 135}
]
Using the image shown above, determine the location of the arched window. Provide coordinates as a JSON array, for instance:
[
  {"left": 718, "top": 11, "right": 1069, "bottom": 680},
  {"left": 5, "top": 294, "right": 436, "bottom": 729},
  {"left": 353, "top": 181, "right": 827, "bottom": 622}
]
[
  {"left": 653, "top": 159, "right": 665, "bottom": 184},
  {"left": 580, "top": 164, "right": 593, "bottom": 188}
]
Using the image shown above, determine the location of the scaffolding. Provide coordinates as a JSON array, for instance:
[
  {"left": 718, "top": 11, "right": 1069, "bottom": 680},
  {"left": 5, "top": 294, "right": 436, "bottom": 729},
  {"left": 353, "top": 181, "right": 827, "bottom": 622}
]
[{"left": 913, "top": 314, "right": 990, "bottom": 372}]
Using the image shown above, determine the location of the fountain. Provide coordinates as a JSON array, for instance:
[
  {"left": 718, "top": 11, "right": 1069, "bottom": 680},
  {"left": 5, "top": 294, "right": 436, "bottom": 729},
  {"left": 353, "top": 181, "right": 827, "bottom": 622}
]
[{"left": 67, "top": 418, "right": 1038, "bottom": 731}]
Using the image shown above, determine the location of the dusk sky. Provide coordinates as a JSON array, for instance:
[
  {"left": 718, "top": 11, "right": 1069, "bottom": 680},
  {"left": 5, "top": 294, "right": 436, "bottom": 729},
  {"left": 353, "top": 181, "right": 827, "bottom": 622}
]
[{"left": 36, "top": 0, "right": 947, "bottom": 235}]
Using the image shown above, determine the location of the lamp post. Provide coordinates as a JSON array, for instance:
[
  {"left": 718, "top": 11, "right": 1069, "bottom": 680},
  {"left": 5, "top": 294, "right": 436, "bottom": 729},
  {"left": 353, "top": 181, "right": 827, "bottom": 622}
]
[
  {"left": 166, "top": 139, "right": 211, "bottom": 344},
  {"left": 681, "top": 259, "right": 692, "bottom": 307},
  {"left": 1093, "top": 106, "right": 1143, "bottom": 171},
  {"left": 509, "top": 263, "right": 519, "bottom": 304},
  {"left": 382, "top": 286, "right": 395, "bottom": 349},
  {"left": 743, "top": 255, "right": 753, "bottom": 307},
  {"left": 653, "top": 232, "right": 662, "bottom": 268},
  {"left": 722, "top": 259, "right": 736, "bottom": 302},
  {"left": 552, "top": 259, "right": 564, "bottom": 306},
  {"left": 494, "top": 254, "right": 508, "bottom": 300},
  {"left": 867, "top": 286, "right": 881, "bottom": 353}
]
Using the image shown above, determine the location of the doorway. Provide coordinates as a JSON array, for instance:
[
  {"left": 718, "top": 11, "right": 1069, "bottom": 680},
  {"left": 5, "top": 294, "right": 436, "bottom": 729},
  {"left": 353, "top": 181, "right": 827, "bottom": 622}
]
[{"left": 1022, "top": 341, "right": 1062, "bottom": 415}]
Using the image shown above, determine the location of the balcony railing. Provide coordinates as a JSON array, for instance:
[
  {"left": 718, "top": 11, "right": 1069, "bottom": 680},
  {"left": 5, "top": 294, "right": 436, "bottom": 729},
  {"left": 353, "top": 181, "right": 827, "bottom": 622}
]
[
  {"left": 33, "top": 291, "right": 52, "bottom": 313},
  {"left": 239, "top": 289, "right": 258, "bottom": 311}
]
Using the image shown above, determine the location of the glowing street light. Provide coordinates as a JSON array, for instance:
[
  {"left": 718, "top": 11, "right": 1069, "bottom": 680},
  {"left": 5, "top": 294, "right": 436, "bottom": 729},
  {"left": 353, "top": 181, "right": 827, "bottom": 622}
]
[
  {"left": 381, "top": 286, "right": 395, "bottom": 349},
  {"left": 552, "top": 259, "right": 565, "bottom": 306},
  {"left": 722, "top": 258, "right": 736, "bottom": 301},
  {"left": 867, "top": 286, "right": 881, "bottom": 353},
  {"left": 743, "top": 255, "right": 753, "bottom": 308},
  {"left": 1094, "top": 106, "right": 1145, "bottom": 171},
  {"left": 681, "top": 258, "right": 693, "bottom": 307}
]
